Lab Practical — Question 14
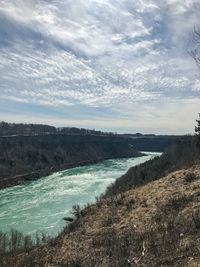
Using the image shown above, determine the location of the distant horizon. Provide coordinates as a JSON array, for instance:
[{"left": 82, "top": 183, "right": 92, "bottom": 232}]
[
  {"left": 0, "top": 119, "right": 194, "bottom": 136},
  {"left": 0, "top": 0, "right": 199, "bottom": 135}
]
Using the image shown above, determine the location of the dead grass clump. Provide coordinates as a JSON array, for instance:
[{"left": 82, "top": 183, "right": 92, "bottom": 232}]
[
  {"left": 185, "top": 172, "right": 198, "bottom": 183},
  {"left": 192, "top": 209, "right": 200, "bottom": 230},
  {"left": 125, "top": 198, "right": 135, "bottom": 211},
  {"left": 160, "top": 195, "right": 193, "bottom": 214}
]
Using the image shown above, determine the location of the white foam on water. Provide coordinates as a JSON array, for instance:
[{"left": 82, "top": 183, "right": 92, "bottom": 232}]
[{"left": 0, "top": 152, "right": 161, "bottom": 236}]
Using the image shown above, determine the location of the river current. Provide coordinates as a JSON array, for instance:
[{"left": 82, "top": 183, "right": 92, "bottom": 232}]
[{"left": 0, "top": 152, "right": 161, "bottom": 237}]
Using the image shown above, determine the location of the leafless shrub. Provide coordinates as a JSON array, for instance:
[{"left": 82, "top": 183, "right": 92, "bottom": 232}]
[
  {"left": 192, "top": 210, "right": 200, "bottom": 230},
  {"left": 71, "top": 204, "right": 81, "bottom": 219},
  {"left": 185, "top": 172, "right": 197, "bottom": 183},
  {"left": 0, "top": 229, "right": 51, "bottom": 256}
]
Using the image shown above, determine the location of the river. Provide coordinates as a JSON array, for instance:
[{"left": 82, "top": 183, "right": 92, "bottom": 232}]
[{"left": 0, "top": 152, "right": 161, "bottom": 237}]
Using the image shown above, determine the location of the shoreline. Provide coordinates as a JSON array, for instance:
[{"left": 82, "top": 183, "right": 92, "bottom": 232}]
[{"left": 0, "top": 153, "right": 144, "bottom": 190}]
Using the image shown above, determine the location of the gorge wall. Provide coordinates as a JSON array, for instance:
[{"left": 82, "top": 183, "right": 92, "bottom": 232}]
[{"left": 0, "top": 134, "right": 177, "bottom": 189}]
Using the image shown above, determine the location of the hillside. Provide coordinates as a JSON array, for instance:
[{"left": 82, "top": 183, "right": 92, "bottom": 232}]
[
  {"left": 105, "top": 136, "right": 199, "bottom": 197},
  {"left": 0, "top": 122, "right": 179, "bottom": 190},
  {"left": 2, "top": 163, "right": 200, "bottom": 266},
  {"left": 0, "top": 134, "right": 142, "bottom": 189},
  {"left": 0, "top": 133, "right": 177, "bottom": 190}
]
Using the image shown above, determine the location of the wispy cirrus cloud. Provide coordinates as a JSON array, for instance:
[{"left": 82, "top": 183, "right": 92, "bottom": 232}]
[{"left": 0, "top": 0, "right": 199, "bottom": 133}]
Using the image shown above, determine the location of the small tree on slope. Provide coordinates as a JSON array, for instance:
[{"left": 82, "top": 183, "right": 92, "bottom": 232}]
[{"left": 195, "top": 113, "right": 200, "bottom": 149}]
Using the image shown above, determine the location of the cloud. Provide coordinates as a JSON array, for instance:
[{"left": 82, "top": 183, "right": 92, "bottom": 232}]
[{"left": 0, "top": 0, "right": 199, "bottom": 133}]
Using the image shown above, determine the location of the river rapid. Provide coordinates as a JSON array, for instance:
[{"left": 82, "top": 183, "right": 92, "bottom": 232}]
[{"left": 0, "top": 152, "right": 161, "bottom": 237}]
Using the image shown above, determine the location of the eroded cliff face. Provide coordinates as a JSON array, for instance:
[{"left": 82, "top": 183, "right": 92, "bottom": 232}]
[{"left": 0, "top": 134, "right": 142, "bottom": 189}]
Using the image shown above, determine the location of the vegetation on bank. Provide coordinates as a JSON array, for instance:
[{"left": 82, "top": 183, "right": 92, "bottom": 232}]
[
  {"left": 0, "top": 134, "right": 142, "bottom": 189},
  {"left": 0, "top": 229, "right": 50, "bottom": 256},
  {"left": 0, "top": 121, "right": 178, "bottom": 190},
  {"left": 0, "top": 133, "right": 176, "bottom": 190},
  {"left": 104, "top": 135, "right": 200, "bottom": 197}
]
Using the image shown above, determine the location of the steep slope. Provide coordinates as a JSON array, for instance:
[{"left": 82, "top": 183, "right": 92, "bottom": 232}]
[
  {"left": 0, "top": 134, "right": 142, "bottom": 189},
  {"left": 2, "top": 164, "right": 200, "bottom": 266},
  {"left": 0, "top": 132, "right": 178, "bottom": 190},
  {"left": 105, "top": 136, "right": 200, "bottom": 196}
]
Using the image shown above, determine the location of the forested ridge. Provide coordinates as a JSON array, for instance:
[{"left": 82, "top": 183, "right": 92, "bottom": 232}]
[
  {"left": 0, "top": 122, "right": 117, "bottom": 137},
  {"left": 0, "top": 122, "right": 177, "bottom": 189},
  {"left": 0, "top": 133, "right": 142, "bottom": 189}
]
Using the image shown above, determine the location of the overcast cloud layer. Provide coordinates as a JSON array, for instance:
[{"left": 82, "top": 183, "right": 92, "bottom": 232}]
[{"left": 0, "top": 0, "right": 200, "bottom": 134}]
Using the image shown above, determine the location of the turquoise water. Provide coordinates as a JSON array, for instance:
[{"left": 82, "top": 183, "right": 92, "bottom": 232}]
[{"left": 0, "top": 152, "right": 161, "bottom": 237}]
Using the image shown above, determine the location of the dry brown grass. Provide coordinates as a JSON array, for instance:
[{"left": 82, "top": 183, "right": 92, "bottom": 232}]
[{"left": 2, "top": 165, "right": 200, "bottom": 267}]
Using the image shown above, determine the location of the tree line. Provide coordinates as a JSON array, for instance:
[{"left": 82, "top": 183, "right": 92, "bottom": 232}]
[{"left": 0, "top": 122, "right": 117, "bottom": 137}]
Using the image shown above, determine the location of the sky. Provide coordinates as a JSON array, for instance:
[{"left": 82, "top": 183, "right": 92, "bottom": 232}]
[{"left": 0, "top": 0, "right": 200, "bottom": 134}]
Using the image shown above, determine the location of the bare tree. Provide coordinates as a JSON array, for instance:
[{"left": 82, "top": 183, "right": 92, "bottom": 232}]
[
  {"left": 191, "top": 27, "right": 200, "bottom": 69},
  {"left": 195, "top": 113, "right": 200, "bottom": 149}
]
